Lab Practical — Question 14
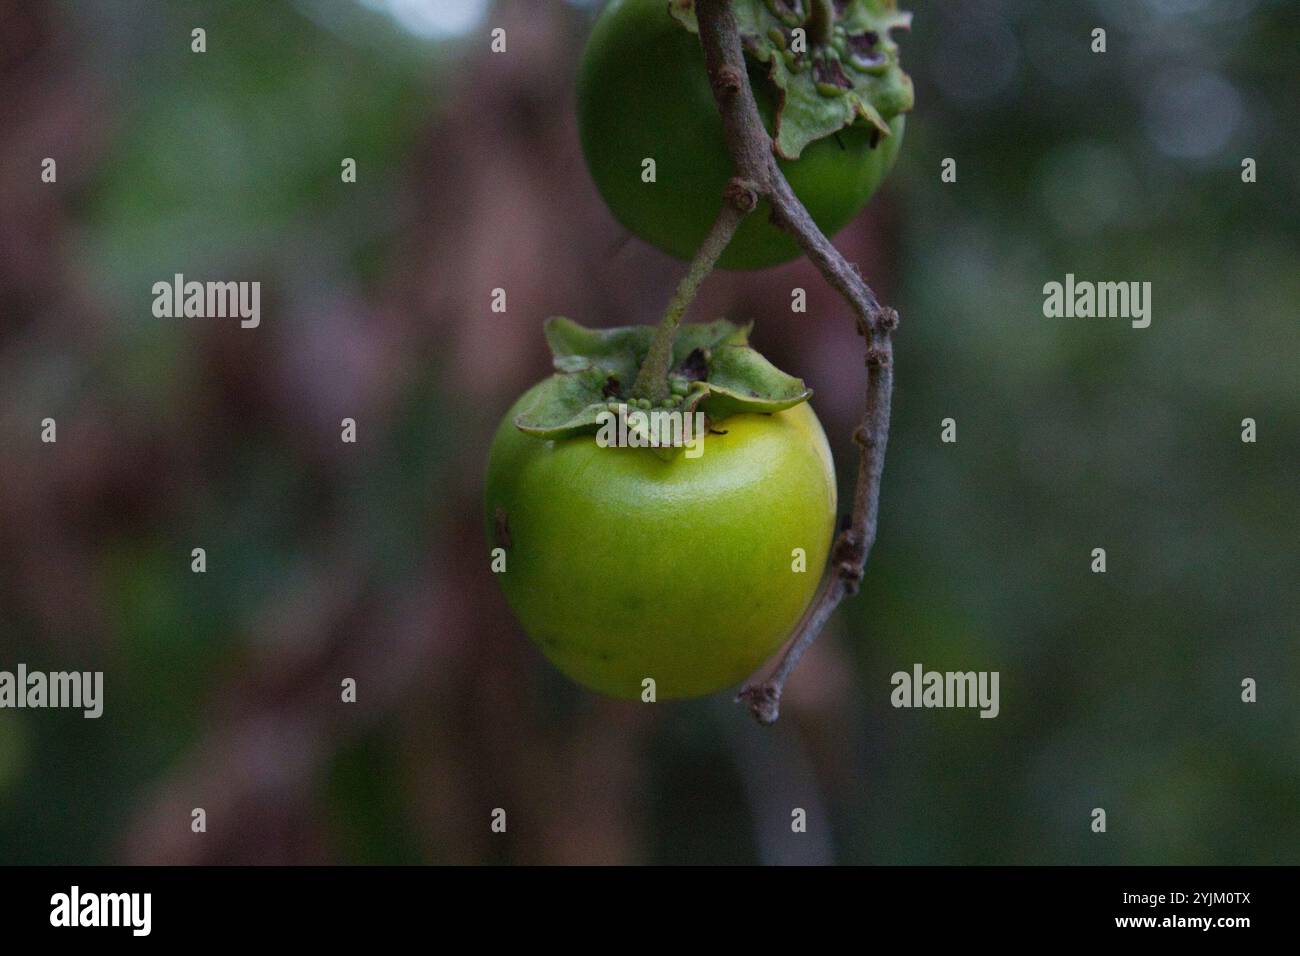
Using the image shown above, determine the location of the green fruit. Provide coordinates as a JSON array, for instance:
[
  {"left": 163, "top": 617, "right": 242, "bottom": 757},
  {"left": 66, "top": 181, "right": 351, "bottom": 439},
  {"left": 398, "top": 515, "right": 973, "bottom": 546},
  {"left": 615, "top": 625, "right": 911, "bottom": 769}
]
[
  {"left": 485, "top": 381, "right": 836, "bottom": 699},
  {"left": 577, "top": 0, "right": 906, "bottom": 270}
]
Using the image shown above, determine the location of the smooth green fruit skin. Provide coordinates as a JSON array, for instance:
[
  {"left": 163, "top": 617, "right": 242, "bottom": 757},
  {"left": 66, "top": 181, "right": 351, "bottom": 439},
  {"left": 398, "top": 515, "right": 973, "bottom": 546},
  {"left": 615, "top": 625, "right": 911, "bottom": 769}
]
[
  {"left": 578, "top": 0, "right": 905, "bottom": 271},
  {"left": 486, "top": 383, "right": 836, "bottom": 700}
]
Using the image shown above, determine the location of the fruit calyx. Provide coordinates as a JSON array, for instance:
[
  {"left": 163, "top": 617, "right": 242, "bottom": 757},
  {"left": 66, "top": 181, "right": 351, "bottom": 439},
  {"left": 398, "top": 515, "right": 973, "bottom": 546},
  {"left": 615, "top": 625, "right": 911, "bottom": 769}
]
[
  {"left": 513, "top": 317, "right": 811, "bottom": 443},
  {"left": 669, "top": 0, "right": 913, "bottom": 160}
]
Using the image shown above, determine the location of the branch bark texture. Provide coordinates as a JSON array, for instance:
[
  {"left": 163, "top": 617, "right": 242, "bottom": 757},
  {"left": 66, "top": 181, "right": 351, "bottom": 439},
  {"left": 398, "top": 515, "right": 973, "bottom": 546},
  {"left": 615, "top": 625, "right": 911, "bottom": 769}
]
[{"left": 692, "top": 0, "right": 899, "bottom": 725}]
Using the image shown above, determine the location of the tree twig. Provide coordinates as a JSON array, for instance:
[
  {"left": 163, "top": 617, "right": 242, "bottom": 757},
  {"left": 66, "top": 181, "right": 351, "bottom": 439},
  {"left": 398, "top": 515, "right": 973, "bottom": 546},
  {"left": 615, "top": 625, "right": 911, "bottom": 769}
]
[
  {"left": 693, "top": 0, "right": 899, "bottom": 725},
  {"left": 632, "top": 179, "right": 758, "bottom": 401}
]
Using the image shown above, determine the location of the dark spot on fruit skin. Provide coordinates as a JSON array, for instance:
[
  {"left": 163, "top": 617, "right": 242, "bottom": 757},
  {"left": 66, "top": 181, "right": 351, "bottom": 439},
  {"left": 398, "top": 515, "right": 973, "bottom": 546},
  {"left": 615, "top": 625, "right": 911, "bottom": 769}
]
[{"left": 495, "top": 507, "right": 512, "bottom": 549}]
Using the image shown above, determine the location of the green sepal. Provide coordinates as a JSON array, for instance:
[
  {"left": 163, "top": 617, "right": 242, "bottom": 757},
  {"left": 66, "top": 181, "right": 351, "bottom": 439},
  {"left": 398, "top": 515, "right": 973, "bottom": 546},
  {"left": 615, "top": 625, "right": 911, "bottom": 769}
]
[
  {"left": 512, "top": 317, "right": 812, "bottom": 442},
  {"left": 543, "top": 317, "right": 653, "bottom": 381},
  {"left": 512, "top": 367, "right": 614, "bottom": 439},
  {"left": 690, "top": 342, "right": 812, "bottom": 420},
  {"left": 669, "top": 0, "right": 913, "bottom": 160}
]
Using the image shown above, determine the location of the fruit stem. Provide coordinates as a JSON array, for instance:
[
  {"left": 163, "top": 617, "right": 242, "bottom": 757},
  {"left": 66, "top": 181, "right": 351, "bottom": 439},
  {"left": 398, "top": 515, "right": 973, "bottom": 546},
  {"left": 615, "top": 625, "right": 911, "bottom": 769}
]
[
  {"left": 631, "top": 185, "right": 755, "bottom": 401},
  {"left": 806, "top": 0, "right": 834, "bottom": 47}
]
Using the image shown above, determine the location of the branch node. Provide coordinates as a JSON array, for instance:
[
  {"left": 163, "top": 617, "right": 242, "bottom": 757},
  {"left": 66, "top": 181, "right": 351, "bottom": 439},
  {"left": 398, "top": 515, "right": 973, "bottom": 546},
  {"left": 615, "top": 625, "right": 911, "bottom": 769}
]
[
  {"left": 839, "top": 568, "right": 864, "bottom": 595},
  {"left": 736, "top": 682, "right": 781, "bottom": 725},
  {"left": 832, "top": 530, "right": 866, "bottom": 570},
  {"left": 723, "top": 177, "right": 760, "bottom": 213},
  {"left": 866, "top": 347, "right": 889, "bottom": 368},
  {"left": 714, "top": 64, "right": 743, "bottom": 99}
]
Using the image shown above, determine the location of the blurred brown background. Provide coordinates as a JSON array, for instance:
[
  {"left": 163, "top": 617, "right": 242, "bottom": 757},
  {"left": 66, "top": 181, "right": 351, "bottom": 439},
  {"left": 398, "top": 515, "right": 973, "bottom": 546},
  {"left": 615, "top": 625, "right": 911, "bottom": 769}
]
[{"left": 0, "top": 0, "right": 1296, "bottom": 865}]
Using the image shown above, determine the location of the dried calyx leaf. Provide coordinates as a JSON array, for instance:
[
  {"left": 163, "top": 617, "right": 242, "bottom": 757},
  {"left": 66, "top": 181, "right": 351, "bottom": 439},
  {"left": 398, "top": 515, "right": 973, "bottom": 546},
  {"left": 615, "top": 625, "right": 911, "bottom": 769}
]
[
  {"left": 513, "top": 317, "right": 812, "bottom": 442},
  {"left": 670, "top": 0, "right": 913, "bottom": 159}
]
